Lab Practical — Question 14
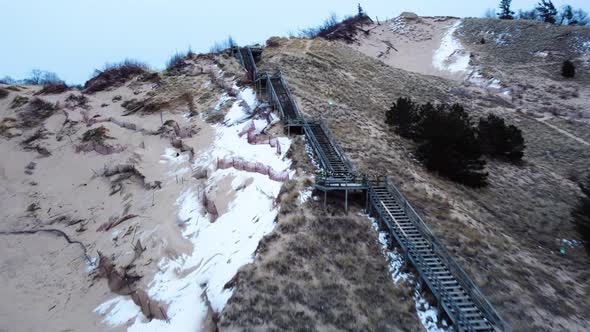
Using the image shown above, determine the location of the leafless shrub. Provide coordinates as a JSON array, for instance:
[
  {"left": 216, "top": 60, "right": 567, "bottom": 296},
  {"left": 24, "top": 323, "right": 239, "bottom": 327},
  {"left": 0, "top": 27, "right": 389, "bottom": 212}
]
[
  {"left": 36, "top": 81, "right": 69, "bottom": 95},
  {"left": 18, "top": 98, "right": 58, "bottom": 127},
  {"left": 65, "top": 93, "right": 89, "bottom": 109},
  {"left": 266, "top": 37, "right": 281, "bottom": 48},
  {"left": 209, "top": 36, "right": 236, "bottom": 53},
  {"left": 76, "top": 126, "right": 124, "bottom": 155},
  {"left": 84, "top": 59, "right": 150, "bottom": 94},
  {"left": 10, "top": 95, "right": 29, "bottom": 109}
]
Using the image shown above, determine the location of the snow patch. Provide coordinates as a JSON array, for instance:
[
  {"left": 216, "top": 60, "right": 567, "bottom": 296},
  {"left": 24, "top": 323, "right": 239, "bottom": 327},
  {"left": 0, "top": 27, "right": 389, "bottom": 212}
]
[
  {"left": 299, "top": 187, "right": 313, "bottom": 204},
  {"left": 367, "top": 214, "right": 449, "bottom": 331},
  {"left": 95, "top": 297, "right": 141, "bottom": 327},
  {"left": 96, "top": 84, "right": 292, "bottom": 331},
  {"left": 433, "top": 21, "right": 470, "bottom": 74}
]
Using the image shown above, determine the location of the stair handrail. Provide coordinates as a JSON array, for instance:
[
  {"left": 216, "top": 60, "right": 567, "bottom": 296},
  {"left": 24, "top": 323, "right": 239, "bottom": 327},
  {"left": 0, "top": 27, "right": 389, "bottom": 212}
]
[
  {"left": 318, "top": 118, "right": 355, "bottom": 174},
  {"left": 383, "top": 178, "right": 511, "bottom": 332},
  {"left": 303, "top": 122, "right": 333, "bottom": 172},
  {"left": 276, "top": 70, "right": 304, "bottom": 120},
  {"left": 245, "top": 46, "right": 258, "bottom": 81}
]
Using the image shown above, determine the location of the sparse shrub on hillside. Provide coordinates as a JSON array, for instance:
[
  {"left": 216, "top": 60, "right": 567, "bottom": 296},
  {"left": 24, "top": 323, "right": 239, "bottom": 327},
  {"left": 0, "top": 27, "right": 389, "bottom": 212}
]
[
  {"left": 536, "top": 0, "right": 558, "bottom": 24},
  {"left": 266, "top": 37, "right": 281, "bottom": 48},
  {"left": 166, "top": 47, "right": 194, "bottom": 72},
  {"left": 498, "top": 0, "right": 515, "bottom": 20},
  {"left": 517, "top": 9, "right": 539, "bottom": 20},
  {"left": 0, "top": 88, "right": 8, "bottom": 99},
  {"left": 209, "top": 36, "right": 236, "bottom": 53},
  {"left": 562, "top": 60, "right": 576, "bottom": 78},
  {"left": 37, "top": 81, "right": 69, "bottom": 95},
  {"left": 19, "top": 98, "right": 58, "bottom": 128},
  {"left": 385, "top": 97, "right": 421, "bottom": 139},
  {"left": 572, "top": 174, "right": 590, "bottom": 252},
  {"left": 416, "top": 104, "right": 488, "bottom": 187},
  {"left": 83, "top": 59, "right": 149, "bottom": 94},
  {"left": 299, "top": 8, "right": 372, "bottom": 43},
  {"left": 477, "top": 114, "right": 525, "bottom": 162},
  {"left": 10, "top": 95, "right": 29, "bottom": 109}
]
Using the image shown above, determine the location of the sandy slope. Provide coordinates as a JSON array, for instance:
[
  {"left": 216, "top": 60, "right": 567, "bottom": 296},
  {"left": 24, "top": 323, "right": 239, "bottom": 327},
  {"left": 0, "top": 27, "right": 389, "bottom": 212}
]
[
  {"left": 349, "top": 14, "right": 468, "bottom": 81},
  {"left": 0, "top": 54, "right": 295, "bottom": 331}
]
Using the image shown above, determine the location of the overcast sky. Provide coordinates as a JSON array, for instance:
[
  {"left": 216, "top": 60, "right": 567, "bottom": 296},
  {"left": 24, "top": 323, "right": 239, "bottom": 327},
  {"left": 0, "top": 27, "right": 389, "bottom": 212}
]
[{"left": 1, "top": 0, "right": 588, "bottom": 84}]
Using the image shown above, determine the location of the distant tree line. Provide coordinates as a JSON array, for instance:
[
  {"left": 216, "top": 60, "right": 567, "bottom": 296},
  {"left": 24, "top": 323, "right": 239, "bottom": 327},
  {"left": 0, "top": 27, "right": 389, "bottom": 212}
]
[
  {"left": 485, "top": 0, "right": 588, "bottom": 26},
  {"left": 0, "top": 69, "right": 63, "bottom": 86},
  {"left": 385, "top": 97, "right": 525, "bottom": 187}
]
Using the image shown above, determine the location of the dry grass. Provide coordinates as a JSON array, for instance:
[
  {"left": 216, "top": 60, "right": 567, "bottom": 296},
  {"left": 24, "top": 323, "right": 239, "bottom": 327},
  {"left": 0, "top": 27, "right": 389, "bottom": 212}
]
[
  {"left": 220, "top": 138, "right": 421, "bottom": 331},
  {"left": 256, "top": 37, "right": 590, "bottom": 330},
  {"left": 36, "top": 82, "right": 69, "bottom": 95},
  {"left": 83, "top": 60, "right": 150, "bottom": 93},
  {"left": 18, "top": 97, "right": 58, "bottom": 128}
]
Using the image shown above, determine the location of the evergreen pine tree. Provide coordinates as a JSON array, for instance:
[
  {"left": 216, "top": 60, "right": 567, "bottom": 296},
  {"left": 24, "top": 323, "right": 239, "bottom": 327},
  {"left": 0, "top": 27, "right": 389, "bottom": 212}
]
[
  {"left": 385, "top": 97, "right": 420, "bottom": 139},
  {"left": 498, "top": 0, "right": 515, "bottom": 19},
  {"left": 536, "top": 0, "right": 558, "bottom": 24},
  {"left": 357, "top": 3, "right": 365, "bottom": 17},
  {"left": 477, "top": 114, "right": 525, "bottom": 162},
  {"left": 416, "top": 104, "right": 488, "bottom": 187}
]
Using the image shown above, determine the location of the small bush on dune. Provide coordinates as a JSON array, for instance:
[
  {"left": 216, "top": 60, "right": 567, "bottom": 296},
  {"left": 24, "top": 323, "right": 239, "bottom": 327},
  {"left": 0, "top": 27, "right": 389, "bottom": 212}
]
[
  {"left": 477, "top": 114, "right": 525, "bottom": 162},
  {"left": 0, "top": 88, "right": 8, "bottom": 99},
  {"left": 572, "top": 175, "right": 590, "bottom": 253},
  {"left": 166, "top": 47, "right": 195, "bottom": 72},
  {"left": 299, "top": 11, "right": 372, "bottom": 43},
  {"left": 10, "top": 95, "right": 30, "bottom": 109},
  {"left": 209, "top": 36, "right": 237, "bottom": 53},
  {"left": 562, "top": 60, "right": 575, "bottom": 78},
  {"left": 19, "top": 97, "right": 58, "bottom": 128},
  {"left": 37, "top": 81, "right": 69, "bottom": 95},
  {"left": 84, "top": 59, "right": 150, "bottom": 94}
]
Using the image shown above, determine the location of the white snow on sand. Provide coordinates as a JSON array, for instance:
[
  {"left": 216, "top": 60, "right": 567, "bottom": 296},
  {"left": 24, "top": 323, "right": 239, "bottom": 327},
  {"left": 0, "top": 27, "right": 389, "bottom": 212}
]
[
  {"left": 433, "top": 21, "right": 470, "bottom": 74},
  {"left": 368, "top": 214, "right": 449, "bottom": 332},
  {"left": 96, "top": 84, "right": 292, "bottom": 331}
]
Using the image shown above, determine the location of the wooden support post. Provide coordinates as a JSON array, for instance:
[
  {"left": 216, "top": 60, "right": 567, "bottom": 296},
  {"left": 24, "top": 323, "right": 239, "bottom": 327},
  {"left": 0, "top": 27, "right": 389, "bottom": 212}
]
[
  {"left": 345, "top": 190, "right": 348, "bottom": 214},
  {"left": 323, "top": 190, "right": 327, "bottom": 210},
  {"left": 365, "top": 189, "right": 369, "bottom": 214}
]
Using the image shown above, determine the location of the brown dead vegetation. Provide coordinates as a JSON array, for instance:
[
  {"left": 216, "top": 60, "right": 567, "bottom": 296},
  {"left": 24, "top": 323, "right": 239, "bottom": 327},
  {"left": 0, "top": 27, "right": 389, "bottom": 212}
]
[
  {"left": 65, "top": 93, "right": 89, "bottom": 109},
  {"left": 221, "top": 138, "right": 421, "bottom": 331},
  {"left": 18, "top": 97, "right": 58, "bottom": 128},
  {"left": 260, "top": 36, "right": 590, "bottom": 330},
  {"left": 36, "top": 82, "right": 69, "bottom": 95},
  {"left": 10, "top": 95, "right": 29, "bottom": 109},
  {"left": 84, "top": 61, "right": 149, "bottom": 94},
  {"left": 75, "top": 126, "right": 124, "bottom": 155}
]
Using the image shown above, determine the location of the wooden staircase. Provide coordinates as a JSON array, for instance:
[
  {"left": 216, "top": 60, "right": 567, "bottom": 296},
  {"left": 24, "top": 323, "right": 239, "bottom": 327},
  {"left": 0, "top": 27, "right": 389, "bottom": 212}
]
[
  {"left": 232, "top": 44, "right": 510, "bottom": 332},
  {"left": 370, "top": 185, "right": 496, "bottom": 332},
  {"left": 304, "top": 121, "right": 351, "bottom": 176}
]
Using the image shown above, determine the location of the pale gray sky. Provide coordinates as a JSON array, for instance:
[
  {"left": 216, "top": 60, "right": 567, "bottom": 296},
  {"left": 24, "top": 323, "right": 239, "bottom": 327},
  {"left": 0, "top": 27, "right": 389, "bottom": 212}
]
[{"left": 1, "top": 0, "right": 587, "bottom": 84}]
